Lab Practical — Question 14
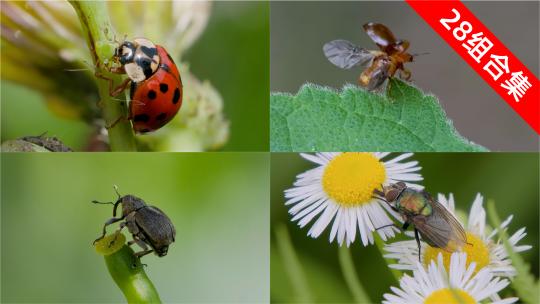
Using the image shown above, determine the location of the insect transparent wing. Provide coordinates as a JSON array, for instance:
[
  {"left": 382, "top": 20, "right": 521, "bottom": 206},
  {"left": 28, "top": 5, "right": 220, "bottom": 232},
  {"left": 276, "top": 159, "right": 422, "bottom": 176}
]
[
  {"left": 412, "top": 197, "right": 467, "bottom": 252},
  {"left": 323, "top": 40, "right": 374, "bottom": 69}
]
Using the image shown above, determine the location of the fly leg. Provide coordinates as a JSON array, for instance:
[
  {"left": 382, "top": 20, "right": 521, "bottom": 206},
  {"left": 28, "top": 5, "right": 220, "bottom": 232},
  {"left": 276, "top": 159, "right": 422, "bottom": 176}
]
[
  {"left": 414, "top": 228, "right": 422, "bottom": 263},
  {"left": 375, "top": 221, "right": 407, "bottom": 233}
]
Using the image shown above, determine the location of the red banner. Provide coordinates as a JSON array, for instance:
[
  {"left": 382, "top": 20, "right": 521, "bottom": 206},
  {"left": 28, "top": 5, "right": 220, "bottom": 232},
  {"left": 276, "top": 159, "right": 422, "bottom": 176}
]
[{"left": 406, "top": 0, "right": 540, "bottom": 134}]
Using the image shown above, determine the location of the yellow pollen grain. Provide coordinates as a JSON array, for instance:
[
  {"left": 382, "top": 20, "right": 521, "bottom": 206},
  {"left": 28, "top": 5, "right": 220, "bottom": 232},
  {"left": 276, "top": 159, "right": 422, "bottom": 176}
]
[
  {"left": 322, "top": 153, "right": 386, "bottom": 207},
  {"left": 424, "top": 289, "right": 476, "bottom": 304},
  {"left": 423, "top": 232, "right": 489, "bottom": 274}
]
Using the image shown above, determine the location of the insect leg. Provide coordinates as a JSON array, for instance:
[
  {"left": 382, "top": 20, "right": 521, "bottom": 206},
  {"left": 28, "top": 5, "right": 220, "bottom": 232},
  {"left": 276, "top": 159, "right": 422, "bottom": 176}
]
[
  {"left": 105, "top": 116, "right": 129, "bottom": 130},
  {"left": 414, "top": 229, "right": 422, "bottom": 263},
  {"left": 105, "top": 222, "right": 129, "bottom": 248},
  {"left": 128, "top": 235, "right": 149, "bottom": 251},
  {"left": 402, "top": 222, "right": 410, "bottom": 230},
  {"left": 134, "top": 249, "right": 154, "bottom": 258},
  {"left": 400, "top": 68, "right": 412, "bottom": 80},
  {"left": 94, "top": 72, "right": 131, "bottom": 97},
  {"left": 93, "top": 217, "right": 124, "bottom": 244}
]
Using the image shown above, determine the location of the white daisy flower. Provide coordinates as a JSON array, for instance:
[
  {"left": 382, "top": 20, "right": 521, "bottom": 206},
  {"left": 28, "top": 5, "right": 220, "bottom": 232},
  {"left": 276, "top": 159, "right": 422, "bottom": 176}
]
[
  {"left": 284, "top": 152, "right": 423, "bottom": 246},
  {"left": 383, "top": 252, "right": 518, "bottom": 304},
  {"left": 384, "top": 193, "right": 531, "bottom": 277}
]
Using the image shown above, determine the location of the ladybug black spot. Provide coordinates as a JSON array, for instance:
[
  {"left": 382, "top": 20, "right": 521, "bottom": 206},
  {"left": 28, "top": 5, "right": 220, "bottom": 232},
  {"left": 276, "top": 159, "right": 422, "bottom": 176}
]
[
  {"left": 159, "top": 83, "right": 168, "bottom": 93},
  {"left": 147, "top": 90, "right": 157, "bottom": 100},
  {"left": 172, "top": 88, "right": 180, "bottom": 104},
  {"left": 156, "top": 113, "right": 167, "bottom": 121},
  {"left": 134, "top": 114, "right": 150, "bottom": 122}
]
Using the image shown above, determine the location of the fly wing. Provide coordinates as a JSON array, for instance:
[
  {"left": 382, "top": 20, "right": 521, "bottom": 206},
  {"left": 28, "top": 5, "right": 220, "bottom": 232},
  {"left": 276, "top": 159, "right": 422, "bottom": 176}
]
[
  {"left": 411, "top": 196, "right": 467, "bottom": 252},
  {"left": 323, "top": 40, "right": 374, "bottom": 69}
]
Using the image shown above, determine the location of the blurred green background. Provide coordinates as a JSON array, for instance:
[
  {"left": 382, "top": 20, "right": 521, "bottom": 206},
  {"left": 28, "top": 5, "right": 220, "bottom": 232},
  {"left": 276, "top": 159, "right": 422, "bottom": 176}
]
[
  {"left": 271, "top": 153, "right": 539, "bottom": 303},
  {"left": 1, "top": 153, "right": 269, "bottom": 302},
  {"left": 186, "top": 1, "right": 269, "bottom": 151},
  {"left": 1, "top": 1, "right": 269, "bottom": 151}
]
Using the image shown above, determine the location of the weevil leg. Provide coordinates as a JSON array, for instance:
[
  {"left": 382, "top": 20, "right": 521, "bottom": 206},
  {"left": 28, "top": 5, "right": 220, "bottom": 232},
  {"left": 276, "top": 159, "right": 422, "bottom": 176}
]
[
  {"left": 93, "top": 217, "right": 124, "bottom": 244},
  {"left": 128, "top": 235, "right": 149, "bottom": 251},
  {"left": 107, "top": 222, "right": 127, "bottom": 248},
  {"left": 414, "top": 228, "right": 422, "bottom": 263},
  {"left": 134, "top": 249, "right": 154, "bottom": 258}
]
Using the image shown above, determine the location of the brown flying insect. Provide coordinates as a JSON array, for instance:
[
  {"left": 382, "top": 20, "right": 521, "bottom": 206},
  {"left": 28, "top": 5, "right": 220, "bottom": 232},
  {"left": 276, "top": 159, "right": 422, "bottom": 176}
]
[{"left": 323, "top": 22, "right": 415, "bottom": 90}]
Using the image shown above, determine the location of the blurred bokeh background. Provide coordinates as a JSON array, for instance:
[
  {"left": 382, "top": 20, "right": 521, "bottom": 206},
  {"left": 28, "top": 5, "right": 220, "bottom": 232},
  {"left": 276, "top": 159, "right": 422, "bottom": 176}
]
[
  {"left": 1, "top": 153, "right": 269, "bottom": 302},
  {"left": 270, "top": 1, "right": 539, "bottom": 151},
  {"left": 271, "top": 153, "right": 539, "bottom": 303},
  {"left": 1, "top": 1, "right": 269, "bottom": 151}
]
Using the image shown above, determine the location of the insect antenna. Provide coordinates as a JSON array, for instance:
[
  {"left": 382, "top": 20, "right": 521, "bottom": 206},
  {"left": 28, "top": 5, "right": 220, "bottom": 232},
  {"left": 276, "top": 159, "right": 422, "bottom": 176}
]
[
  {"left": 63, "top": 68, "right": 92, "bottom": 72},
  {"left": 91, "top": 200, "right": 114, "bottom": 205},
  {"left": 113, "top": 185, "right": 122, "bottom": 200}
]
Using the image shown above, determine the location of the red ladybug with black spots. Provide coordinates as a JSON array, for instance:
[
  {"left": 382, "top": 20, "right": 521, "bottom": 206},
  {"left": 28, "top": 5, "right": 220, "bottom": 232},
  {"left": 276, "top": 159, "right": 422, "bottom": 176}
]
[{"left": 110, "top": 38, "right": 183, "bottom": 134}]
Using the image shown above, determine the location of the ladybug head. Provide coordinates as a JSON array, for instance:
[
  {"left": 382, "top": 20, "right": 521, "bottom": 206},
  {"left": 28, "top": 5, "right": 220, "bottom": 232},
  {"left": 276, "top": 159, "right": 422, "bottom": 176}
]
[{"left": 115, "top": 41, "right": 136, "bottom": 65}]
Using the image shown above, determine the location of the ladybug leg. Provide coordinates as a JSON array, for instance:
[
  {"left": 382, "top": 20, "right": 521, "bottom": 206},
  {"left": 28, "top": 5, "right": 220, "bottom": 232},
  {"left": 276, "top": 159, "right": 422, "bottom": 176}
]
[
  {"left": 110, "top": 78, "right": 131, "bottom": 96},
  {"left": 94, "top": 72, "right": 131, "bottom": 97},
  {"left": 106, "top": 115, "right": 129, "bottom": 130}
]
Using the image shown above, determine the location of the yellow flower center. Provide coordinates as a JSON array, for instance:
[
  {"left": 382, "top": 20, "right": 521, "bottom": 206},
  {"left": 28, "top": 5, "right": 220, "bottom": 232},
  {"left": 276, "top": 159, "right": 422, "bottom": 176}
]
[
  {"left": 322, "top": 153, "right": 386, "bottom": 207},
  {"left": 423, "top": 232, "right": 490, "bottom": 274},
  {"left": 424, "top": 289, "right": 476, "bottom": 304}
]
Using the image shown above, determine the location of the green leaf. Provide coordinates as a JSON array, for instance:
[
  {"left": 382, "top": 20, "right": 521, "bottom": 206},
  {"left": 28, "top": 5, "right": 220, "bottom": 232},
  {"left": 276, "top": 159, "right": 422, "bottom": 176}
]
[{"left": 270, "top": 79, "right": 487, "bottom": 152}]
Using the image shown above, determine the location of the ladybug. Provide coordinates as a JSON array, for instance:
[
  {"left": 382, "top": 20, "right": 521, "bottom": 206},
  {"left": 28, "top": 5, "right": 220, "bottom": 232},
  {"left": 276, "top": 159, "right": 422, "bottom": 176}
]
[{"left": 112, "top": 38, "right": 183, "bottom": 134}]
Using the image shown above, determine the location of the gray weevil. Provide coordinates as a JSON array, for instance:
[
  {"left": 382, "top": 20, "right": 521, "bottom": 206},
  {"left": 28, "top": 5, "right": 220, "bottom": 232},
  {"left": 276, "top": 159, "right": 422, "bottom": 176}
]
[{"left": 93, "top": 186, "right": 176, "bottom": 258}]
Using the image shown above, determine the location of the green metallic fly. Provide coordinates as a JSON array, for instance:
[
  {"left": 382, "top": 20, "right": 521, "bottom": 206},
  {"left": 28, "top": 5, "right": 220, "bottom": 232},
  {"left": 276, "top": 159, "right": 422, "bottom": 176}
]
[{"left": 374, "top": 182, "right": 468, "bottom": 261}]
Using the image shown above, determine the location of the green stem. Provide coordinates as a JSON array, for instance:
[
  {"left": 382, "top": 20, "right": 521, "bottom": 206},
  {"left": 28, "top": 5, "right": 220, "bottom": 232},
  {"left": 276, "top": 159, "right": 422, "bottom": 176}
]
[
  {"left": 374, "top": 235, "right": 401, "bottom": 284},
  {"left": 69, "top": 1, "right": 137, "bottom": 151},
  {"left": 274, "top": 224, "right": 313, "bottom": 303},
  {"left": 486, "top": 200, "right": 538, "bottom": 304},
  {"left": 337, "top": 245, "right": 371, "bottom": 303},
  {"left": 95, "top": 233, "right": 161, "bottom": 303}
]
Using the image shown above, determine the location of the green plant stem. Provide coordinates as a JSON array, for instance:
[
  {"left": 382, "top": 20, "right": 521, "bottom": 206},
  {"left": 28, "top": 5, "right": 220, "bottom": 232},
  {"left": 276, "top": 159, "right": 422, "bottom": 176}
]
[
  {"left": 69, "top": 1, "right": 136, "bottom": 151},
  {"left": 487, "top": 200, "right": 538, "bottom": 304},
  {"left": 95, "top": 233, "right": 161, "bottom": 303},
  {"left": 337, "top": 245, "right": 371, "bottom": 303},
  {"left": 374, "top": 235, "right": 401, "bottom": 284},
  {"left": 274, "top": 223, "right": 313, "bottom": 303}
]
